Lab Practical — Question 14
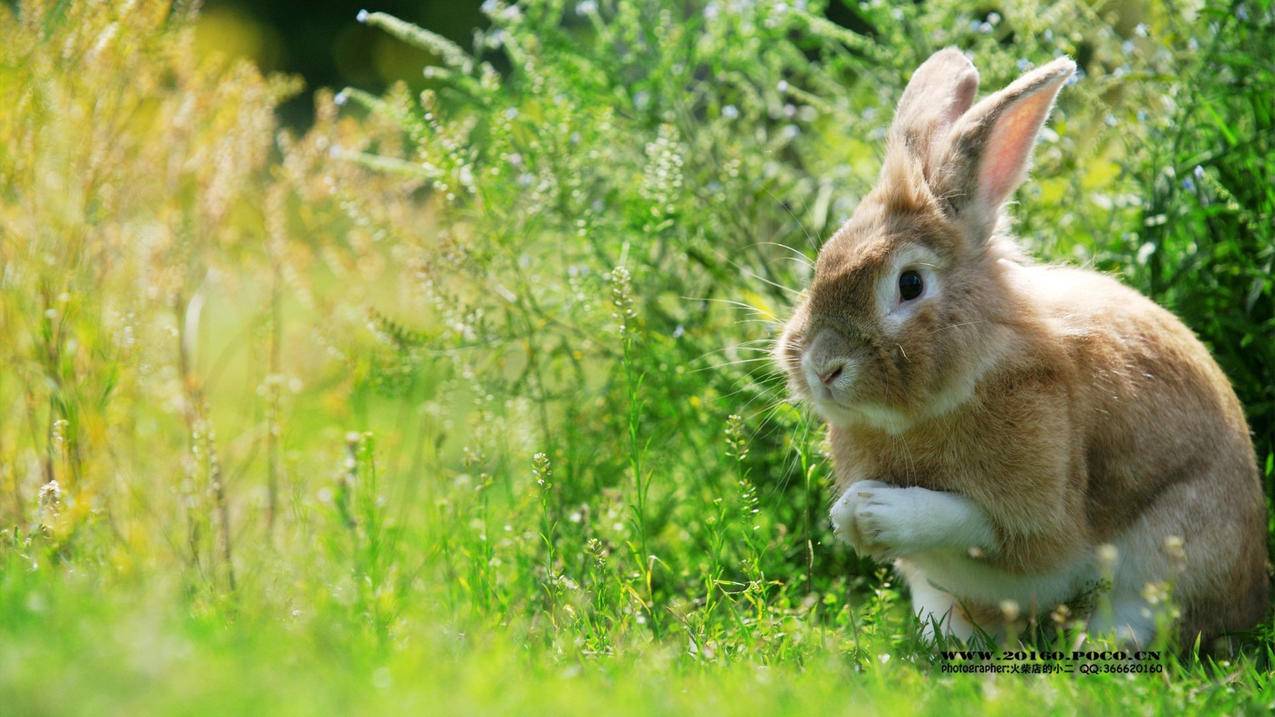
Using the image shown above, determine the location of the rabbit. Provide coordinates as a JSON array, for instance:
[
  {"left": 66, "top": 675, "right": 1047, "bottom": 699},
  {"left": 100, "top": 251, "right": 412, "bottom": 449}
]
[{"left": 773, "top": 48, "right": 1269, "bottom": 647}]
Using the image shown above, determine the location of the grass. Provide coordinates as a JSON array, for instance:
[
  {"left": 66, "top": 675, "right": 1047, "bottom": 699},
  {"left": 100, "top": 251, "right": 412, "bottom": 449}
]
[{"left": 1, "top": 0, "right": 1273, "bottom": 714}]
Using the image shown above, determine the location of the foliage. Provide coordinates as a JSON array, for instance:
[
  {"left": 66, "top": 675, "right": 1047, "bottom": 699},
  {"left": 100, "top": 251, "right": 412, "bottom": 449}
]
[
  {"left": 0, "top": 0, "right": 1272, "bottom": 714},
  {"left": 1104, "top": 1, "right": 1275, "bottom": 484}
]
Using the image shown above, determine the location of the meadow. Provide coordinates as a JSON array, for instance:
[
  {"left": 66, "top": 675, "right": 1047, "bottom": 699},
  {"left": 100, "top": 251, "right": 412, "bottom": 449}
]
[{"left": 1, "top": 0, "right": 1273, "bottom": 714}]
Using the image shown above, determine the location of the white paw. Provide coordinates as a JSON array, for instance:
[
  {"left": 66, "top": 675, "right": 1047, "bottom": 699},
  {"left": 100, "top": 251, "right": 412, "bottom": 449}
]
[
  {"left": 831, "top": 482, "right": 996, "bottom": 561},
  {"left": 830, "top": 480, "right": 919, "bottom": 560},
  {"left": 855, "top": 484, "right": 924, "bottom": 559}
]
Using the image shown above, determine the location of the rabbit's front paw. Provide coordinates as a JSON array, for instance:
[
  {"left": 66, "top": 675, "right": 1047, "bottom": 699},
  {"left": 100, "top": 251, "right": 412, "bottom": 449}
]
[
  {"left": 832, "top": 482, "right": 997, "bottom": 561},
  {"left": 830, "top": 481, "right": 921, "bottom": 560},
  {"left": 831, "top": 479, "right": 912, "bottom": 558}
]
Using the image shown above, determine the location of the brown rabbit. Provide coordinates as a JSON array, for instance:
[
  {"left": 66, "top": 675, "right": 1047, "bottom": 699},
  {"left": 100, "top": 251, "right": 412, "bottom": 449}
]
[{"left": 773, "top": 48, "right": 1268, "bottom": 645}]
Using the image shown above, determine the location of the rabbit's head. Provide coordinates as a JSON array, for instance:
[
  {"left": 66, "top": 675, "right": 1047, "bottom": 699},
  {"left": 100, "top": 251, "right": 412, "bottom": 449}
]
[{"left": 776, "top": 49, "right": 1075, "bottom": 432}]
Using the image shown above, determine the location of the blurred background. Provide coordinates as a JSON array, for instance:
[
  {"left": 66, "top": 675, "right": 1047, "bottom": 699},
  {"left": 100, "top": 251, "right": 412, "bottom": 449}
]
[
  {"left": 200, "top": 0, "right": 488, "bottom": 126},
  {"left": 195, "top": 0, "right": 884, "bottom": 128}
]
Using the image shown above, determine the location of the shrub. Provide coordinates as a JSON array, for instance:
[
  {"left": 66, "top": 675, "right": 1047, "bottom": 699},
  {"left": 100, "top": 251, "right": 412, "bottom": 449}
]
[
  {"left": 1099, "top": 2, "right": 1274, "bottom": 480},
  {"left": 0, "top": 0, "right": 296, "bottom": 579}
]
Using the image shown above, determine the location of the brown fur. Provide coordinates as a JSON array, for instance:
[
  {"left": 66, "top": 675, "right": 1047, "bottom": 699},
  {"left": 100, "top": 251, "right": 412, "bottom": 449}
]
[{"left": 775, "top": 50, "right": 1269, "bottom": 643}]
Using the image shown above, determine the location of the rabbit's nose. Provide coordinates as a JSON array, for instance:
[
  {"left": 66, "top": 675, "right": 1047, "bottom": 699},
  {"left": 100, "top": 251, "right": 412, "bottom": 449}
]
[{"left": 818, "top": 361, "right": 846, "bottom": 386}]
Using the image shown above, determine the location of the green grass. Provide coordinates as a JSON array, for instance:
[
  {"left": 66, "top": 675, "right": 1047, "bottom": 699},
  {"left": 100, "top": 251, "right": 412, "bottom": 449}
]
[{"left": 1, "top": 0, "right": 1274, "bottom": 714}]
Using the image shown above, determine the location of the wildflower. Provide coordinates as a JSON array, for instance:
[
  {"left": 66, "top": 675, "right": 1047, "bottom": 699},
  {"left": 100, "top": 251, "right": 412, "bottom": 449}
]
[
  {"left": 724, "top": 414, "right": 749, "bottom": 462},
  {"left": 608, "top": 265, "right": 637, "bottom": 336},
  {"left": 640, "top": 124, "right": 684, "bottom": 219},
  {"left": 1136, "top": 242, "right": 1157, "bottom": 265},
  {"left": 586, "top": 537, "right": 607, "bottom": 566},
  {"left": 1097, "top": 544, "right": 1119, "bottom": 575},
  {"left": 336, "top": 432, "right": 362, "bottom": 528},
  {"left": 50, "top": 419, "right": 68, "bottom": 451},
  {"left": 1142, "top": 581, "right": 1170, "bottom": 605},
  {"left": 1050, "top": 604, "right": 1071, "bottom": 626},
  {"left": 575, "top": 1, "right": 597, "bottom": 15},
  {"left": 1162, "top": 535, "right": 1187, "bottom": 571},
  {"left": 39, "top": 480, "right": 62, "bottom": 512},
  {"left": 721, "top": 104, "right": 739, "bottom": 120},
  {"left": 999, "top": 599, "right": 1020, "bottom": 622},
  {"left": 532, "top": 451, "right": 552, "bottom": 488}
]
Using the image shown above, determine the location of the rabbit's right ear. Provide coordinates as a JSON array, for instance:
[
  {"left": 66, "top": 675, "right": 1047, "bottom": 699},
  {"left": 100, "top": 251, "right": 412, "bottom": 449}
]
[
  {"left": 888, "top": 48, "right": 980, "bottom": 176},
  {"left": 935, "top": 58, "right": 1076, "bottom": 238}
]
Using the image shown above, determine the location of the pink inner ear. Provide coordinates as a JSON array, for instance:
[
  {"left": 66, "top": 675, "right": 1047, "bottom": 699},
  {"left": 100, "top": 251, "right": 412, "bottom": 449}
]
[{"left": 977, "top": 85, "right": 1060, "bottom": 209}]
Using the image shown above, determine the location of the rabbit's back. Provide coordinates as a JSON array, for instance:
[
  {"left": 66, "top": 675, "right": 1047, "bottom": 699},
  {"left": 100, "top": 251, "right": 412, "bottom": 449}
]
[{"left": 1014, "top": 263, "right": 1264, "bottom": 592}]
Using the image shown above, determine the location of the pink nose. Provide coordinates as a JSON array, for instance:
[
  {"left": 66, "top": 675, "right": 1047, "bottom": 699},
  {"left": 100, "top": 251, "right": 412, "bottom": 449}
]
[{"left": 818, "top": 361, "right": 845, "bottom": 386}]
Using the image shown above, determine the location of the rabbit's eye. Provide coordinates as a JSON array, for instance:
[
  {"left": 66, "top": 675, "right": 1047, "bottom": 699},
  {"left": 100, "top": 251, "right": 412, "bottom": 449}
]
[{"left": 898, "top": 270, "right": 924, "bottom": 301}]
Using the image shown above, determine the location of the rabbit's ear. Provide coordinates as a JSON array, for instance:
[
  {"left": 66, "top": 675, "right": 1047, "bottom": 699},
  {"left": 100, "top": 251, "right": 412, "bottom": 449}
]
[
  {"left": 890, "top": 48, "right": 980, "bottom": 170},
  {"left": 937, "top": 57, "right": 1076, "bottom": 235}
]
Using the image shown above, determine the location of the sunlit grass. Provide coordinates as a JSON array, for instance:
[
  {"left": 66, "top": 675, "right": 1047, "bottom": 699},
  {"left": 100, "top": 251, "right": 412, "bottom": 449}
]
[{"left": 1, "top": 0, "right": 1272, "bottom": 714}]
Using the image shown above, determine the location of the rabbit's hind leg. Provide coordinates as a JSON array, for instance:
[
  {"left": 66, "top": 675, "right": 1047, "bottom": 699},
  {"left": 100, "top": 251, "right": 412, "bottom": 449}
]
[{"left": 898, "top": 563, "right": 979, "bottom": 643}]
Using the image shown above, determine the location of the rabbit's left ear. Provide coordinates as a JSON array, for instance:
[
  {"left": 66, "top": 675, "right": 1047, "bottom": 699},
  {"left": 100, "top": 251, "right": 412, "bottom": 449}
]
[
  {"left": 890, "top": 48, "right": 980, "bottom": 168},
  {"left": 938, "top": 57, "right": 1076, "bottom": 236}
]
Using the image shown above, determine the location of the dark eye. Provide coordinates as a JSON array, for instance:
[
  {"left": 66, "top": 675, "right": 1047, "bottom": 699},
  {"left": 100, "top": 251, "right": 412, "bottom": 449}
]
[{"left": 898, "top": 270, "right": 924, "bottom": 301}]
